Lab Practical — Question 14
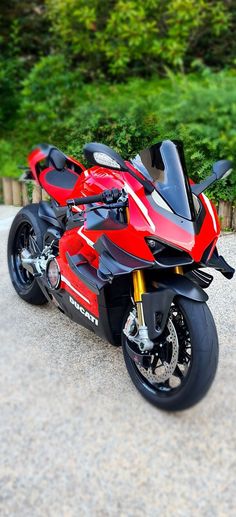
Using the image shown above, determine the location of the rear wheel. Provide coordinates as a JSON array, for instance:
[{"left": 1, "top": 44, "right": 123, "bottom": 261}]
[
  {"left": 122, "top": 296, "right": 219, "bottom": 411},
  {"left": 7, "top": 204, "right": 48, "bottom": 305}
]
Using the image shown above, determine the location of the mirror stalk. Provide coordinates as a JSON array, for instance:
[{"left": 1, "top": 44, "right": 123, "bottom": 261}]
[{"left": 191, "top": 159, "right": 233, "bottom": 196}]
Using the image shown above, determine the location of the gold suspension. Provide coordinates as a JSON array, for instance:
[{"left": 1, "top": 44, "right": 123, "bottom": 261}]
[
  {"left": 133, "top": 270, "right": 146, "bottom": 302},
  {"left": 133, "top": 270, "right": 146, "bottom": 325},
  {"left": 174, "top": 266, "right": 183, "bottom": 275}
]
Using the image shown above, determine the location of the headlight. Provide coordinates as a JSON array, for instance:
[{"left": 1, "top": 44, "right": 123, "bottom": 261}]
[
  {"left": 192, "top": 194, "right": 201, "bottom": 215},
  {"left": 145, "top": 237, "right": 193, "bottom": 267}
]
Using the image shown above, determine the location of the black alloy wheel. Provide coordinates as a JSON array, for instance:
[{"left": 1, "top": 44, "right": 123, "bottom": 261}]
[
  {"left": 8, "top": 204, "right": 48, "bottom": 305},
  {"left": 122, "top": 296, "right": 219, "bottom": 411}
]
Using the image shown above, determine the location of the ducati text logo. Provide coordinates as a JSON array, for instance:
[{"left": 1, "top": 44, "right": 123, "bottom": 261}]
[{"left": 69, "top": 296, "right": 98, "bottom": 326}]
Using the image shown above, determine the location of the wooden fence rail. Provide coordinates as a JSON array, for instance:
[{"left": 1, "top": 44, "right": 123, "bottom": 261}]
[
  {"left": 1, "top": 177, "right": 235, "bottom": 231},
  {"left": 1, "top": 177, "right": 49, "bottom": 207}
]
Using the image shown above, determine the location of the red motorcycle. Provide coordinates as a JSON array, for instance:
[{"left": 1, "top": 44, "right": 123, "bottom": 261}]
[{"left": 8, "top": 140, "right": 234, "bottom": 411}]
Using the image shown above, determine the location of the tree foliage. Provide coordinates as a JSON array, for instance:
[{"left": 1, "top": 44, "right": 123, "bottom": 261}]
[
  {"left": 45, "top": 0, "right": 233, "bottom": 76},
  {"left": 0, "top": 0, "right": 236, "bottom": 202},
  {"left": 2, "top": 63, "right": 236, "bottom": 201},
  {"left": 0, "top": 1, "right": 49, "bottom": 61},
  {"left": 0, "top": 1, "right": 49, "bottom": 127}
]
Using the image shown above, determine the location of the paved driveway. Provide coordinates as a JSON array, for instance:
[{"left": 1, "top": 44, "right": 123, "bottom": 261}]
[{"left": 0, "top": 205, "right": 236, "bottom": 516}]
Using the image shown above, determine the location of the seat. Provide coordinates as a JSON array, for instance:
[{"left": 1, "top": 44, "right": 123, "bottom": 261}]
[
  {"left": 40, "top": 165, "right": 81, "bottom": 204},
  {"left": 46, "top": 147, "right": 78, "bottom": 189},
  {"left": 37, "top": 144, "right": 85, "bottom": 204},
  {"left": 44, "top": 169, "right": 79, "bottom": 190}
]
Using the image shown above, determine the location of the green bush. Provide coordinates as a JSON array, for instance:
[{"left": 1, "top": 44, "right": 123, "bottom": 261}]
[
  {"left": 0, "top": 20, "right": 24, "bottom": 128},
  {"left": 0, "top": 59, "right": 19, "bottom": 127},
  {"left": 20, "top": 54, "right": 82, "bottom": 139},
  {"left": 0, "top": 140, "right": 23, "bottom": 178},
  {"left": 1, "top": 67, "right": 236, "bottom": 201},
  {"left": 54, "top": 69, "right": 236, "bottom": 201}
]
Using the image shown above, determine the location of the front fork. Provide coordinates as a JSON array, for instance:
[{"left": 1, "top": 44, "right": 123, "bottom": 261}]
[
  {"left": 128, "top": 270, "right": 152, "bottom": 351},
  {"left": 127, "top": 267, "right": 183, "bottom": 352},
  {"left": 132, "top": 270, "right": 146, "bottom": 325},
  {"left": 132, "top": 267, "right": 183, "bottom": 326}
]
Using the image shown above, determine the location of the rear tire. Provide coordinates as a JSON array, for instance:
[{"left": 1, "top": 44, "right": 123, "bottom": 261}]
[
  {"left": 7, "top": 203, "right": 48, "bottom": 305},
  {"left": 122, "top": 296, "right": 219, "bottom": 411}
]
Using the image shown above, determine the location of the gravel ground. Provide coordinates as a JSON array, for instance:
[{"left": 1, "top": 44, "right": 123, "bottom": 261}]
[{"left": 0, "top": 205, "right": 236, "bottom": 517}]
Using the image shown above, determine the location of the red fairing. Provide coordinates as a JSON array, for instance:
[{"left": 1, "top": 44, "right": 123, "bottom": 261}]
[
  {"left": 28, "top": 147, "right": 46, "bottom": 183},
  {"left": 76, "top": 168, "right": 220, "bottom": 263},
  {"left": 57, "top": 229, "right": 99, "bottom": 316},
  {"left": 27, "top": 142, "right": 222, "bottom": 310},
  {"left": 28, "top": 146, "right": 85, "bottom": 203}
]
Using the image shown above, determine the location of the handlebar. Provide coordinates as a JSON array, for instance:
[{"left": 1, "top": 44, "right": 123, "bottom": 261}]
[{"left": 67, "top": 188, "right": 122, "bottom": 207}]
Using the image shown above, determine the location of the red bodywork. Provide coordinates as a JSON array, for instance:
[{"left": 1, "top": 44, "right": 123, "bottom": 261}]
[{"left": 28, "top": 146, "right": 220, "bottom": 318}]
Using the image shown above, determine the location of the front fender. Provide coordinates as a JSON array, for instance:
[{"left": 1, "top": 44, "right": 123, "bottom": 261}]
[{"left": 142, "top": 274, "right": 208, "bottom": 341}]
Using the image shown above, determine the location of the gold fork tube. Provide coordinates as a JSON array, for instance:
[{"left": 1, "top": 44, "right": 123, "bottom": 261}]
[
  {"left": 133, "top": 270, "right": 146, "bottom": 302},
  {"left": 133, "top": 270, "right": 146, "bottom": 325},
  {"left": 174, "top": 266, "right": 183, "bottom": 275}
]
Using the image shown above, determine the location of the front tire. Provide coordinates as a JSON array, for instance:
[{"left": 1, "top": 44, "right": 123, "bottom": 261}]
[
  {"left": 7, "top": 203, "right": 48, "bottom": 305},
  {"left": 122, "top": 297, "right": 219, "bottom": 411}
]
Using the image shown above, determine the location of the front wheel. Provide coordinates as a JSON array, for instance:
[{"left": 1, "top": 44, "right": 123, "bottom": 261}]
[{"left": 122, "top": 297, "right": 219, "bottom": 411}]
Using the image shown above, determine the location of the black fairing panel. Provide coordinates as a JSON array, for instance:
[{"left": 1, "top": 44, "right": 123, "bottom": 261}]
[
  {"left": 142, "top": 274, "right": 208, "bottom": 340},
  {"left": 97, "top": 276, "right": 132, "bottom": 345},
  {"left": 38, "top": 201, "right": 62, "bottom": 229},
  {"left": 186, "top": 269, "right": 213, "bottom": 289},
  {"left": 142, "top": 289, "right": 175, "bottom": 340},
  {"left": 86, "top": 206, "right": 127, "bottom": 231},
  {"left": 49, "top": 148, "right": 66, "bottom": 170},
  {"left": 205, "top": 248, "right": 235, "bottom": 279},
  {"left": 66, "top": 252, "right": 106, "bottom": 294},
  {"left": 51, "top": 289, "right": 98, "bottom": 332},
  {"left": 95, "top": 234, "right": 154, "bottom": 282},
  {"left": 45, "top": 281, "right": 130, "bottom": 346}
]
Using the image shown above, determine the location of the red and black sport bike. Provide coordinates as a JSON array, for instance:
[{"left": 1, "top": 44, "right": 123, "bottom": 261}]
[{"left": 8, "top": 140, "right": 234, "bottom": 411}]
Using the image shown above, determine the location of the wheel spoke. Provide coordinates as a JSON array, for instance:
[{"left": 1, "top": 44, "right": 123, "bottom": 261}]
[
  {"left": 12, "top": 222, "right": 35, "bottom": 287},
  {"left": 18, "top": 232, "right": 25, "bottom": 249},
  {"left": 29, "top": 234, "right": 39, "bottom": 254},
  {"left": 173, "top": 365, "right": 184, "bottom": 380},
  {"left": 155, "top": 379, "right": 171, "bottom": 391},
  {"left": 22, "top": 226, "right": 28, "bottom": 248},
  {"left": 151, "top": 354, "right": 159, "bottom": 373},
  {"left": 184, "top": 351, "right": 191, "bottom": 361}
]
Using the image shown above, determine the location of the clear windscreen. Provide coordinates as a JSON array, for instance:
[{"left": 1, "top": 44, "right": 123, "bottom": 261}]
[{"left": 131, "top": 140, "right": 194, "bottom": 220}]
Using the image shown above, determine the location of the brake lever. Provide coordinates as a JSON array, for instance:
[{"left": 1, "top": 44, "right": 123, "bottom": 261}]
[
  {"left": 84, "top": 189, "right": 128, "bottom": 212},
  {"left": 84, "top": 201, "right": 128, "bottom": 213}
]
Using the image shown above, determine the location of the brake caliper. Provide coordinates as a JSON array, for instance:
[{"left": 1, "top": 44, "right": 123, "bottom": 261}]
[{"left": 123, "top": 308, "right": 154, "bottom": 352}]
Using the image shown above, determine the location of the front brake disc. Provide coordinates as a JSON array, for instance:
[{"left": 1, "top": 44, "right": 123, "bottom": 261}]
[{"left": 137, "top": 319, "right": 179, "bottom": 383}]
